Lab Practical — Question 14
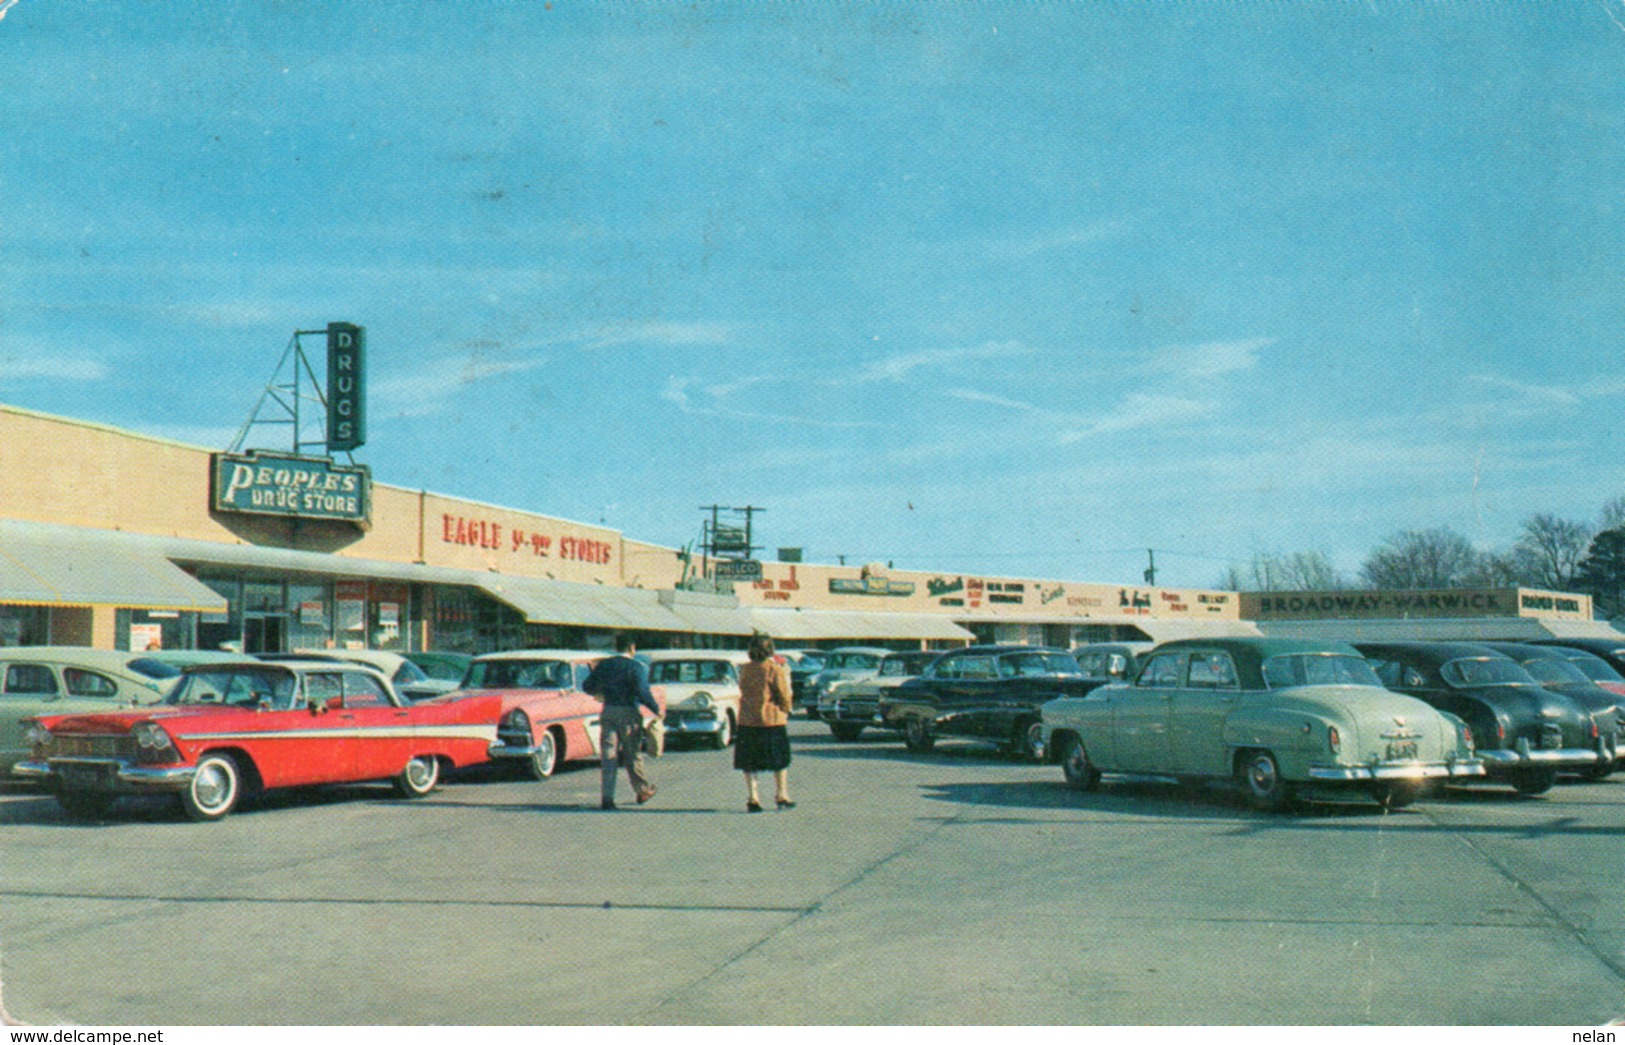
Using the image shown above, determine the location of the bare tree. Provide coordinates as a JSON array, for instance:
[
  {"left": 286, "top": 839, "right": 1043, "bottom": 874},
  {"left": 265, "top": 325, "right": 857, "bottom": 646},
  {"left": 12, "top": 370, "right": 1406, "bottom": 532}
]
[
  {"left": 1512, "top": 513, "right": 1591, "bottom": 591},
  {"left": 1359, "top": 527, "right": 1481, "bottom": 589},
  {"left": 1217, "top": 550, "right": 1345, "bottom": 590}
]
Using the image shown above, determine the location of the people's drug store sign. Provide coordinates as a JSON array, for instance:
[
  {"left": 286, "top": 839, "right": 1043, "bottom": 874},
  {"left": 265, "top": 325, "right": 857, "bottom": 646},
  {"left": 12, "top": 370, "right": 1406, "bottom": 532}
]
[{"left": 211, "top": 452, "right": 372, "bottom": 525}]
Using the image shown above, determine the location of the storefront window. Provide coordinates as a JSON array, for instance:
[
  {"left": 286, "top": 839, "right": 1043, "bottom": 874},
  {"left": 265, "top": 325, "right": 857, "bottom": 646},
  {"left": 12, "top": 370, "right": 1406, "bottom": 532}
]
[
  {"left": 287, "top": 582, "right": 331, "bottom": 650},
  {"left": 0, "top": 606, "right": 49, "bottom": 647},
  {"left": 196, "top": 576, "right": 242, "bottom": 653},
  {"left": 114, "top": 609, "right": 196, "bottom": 652}
]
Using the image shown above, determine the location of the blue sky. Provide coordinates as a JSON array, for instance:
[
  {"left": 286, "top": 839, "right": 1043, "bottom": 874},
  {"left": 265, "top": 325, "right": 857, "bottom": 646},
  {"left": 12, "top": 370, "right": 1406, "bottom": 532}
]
[{"left": 4, "top": 2, "right": 1624, "bottom": 587}]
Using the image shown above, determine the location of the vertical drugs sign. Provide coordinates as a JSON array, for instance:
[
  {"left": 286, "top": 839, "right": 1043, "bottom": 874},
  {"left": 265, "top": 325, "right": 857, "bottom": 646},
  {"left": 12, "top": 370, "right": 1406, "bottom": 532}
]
[{"left": 327, "top": 322, "right": 366, "bottom": 451}]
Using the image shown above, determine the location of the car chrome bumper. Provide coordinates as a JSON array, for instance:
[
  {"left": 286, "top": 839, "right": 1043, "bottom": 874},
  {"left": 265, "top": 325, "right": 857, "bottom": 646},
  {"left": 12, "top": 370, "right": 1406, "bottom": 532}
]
[
  {"left": 825, "top": 702, "right": 882, "bottom": 724},
  {"left": 488, "top": 742, "right": 541, "bottom": 760},
  {"left": 665, "top": 717, "right": 725, "bottom": 735},
  {"left": 16, "top": 758, "right": 196, "bottom": 789},
  {"left": 1306, "top": 760, "right": 1485, "bottom": 782},
  {"left": 1478, "top": 745, "right": 1607, "bottom": 768}
]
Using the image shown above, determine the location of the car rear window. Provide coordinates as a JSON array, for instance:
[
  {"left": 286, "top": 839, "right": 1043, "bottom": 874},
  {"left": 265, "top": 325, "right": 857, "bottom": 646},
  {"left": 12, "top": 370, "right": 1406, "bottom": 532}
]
[
  {"left": 1262, "top": 654, "right": 1381, "bottom": 689},
  {"left": 1440, "top": 658, "right": 1535, "bottom": 688}
]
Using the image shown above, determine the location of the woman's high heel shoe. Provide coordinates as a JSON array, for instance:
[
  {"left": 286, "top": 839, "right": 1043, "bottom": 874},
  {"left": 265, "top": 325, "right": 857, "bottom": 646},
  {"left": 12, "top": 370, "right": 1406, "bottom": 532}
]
[
  {"left": 747, "top": 800, "right": 763, "bottom": 813},
  {"left": 776, "top": 798, "right": 796, "bottom": 810}
]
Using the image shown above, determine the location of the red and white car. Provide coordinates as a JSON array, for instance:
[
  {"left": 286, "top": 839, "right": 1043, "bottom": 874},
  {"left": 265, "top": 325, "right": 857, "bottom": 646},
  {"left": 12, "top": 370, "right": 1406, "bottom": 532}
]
[
  {"left": 460, "top": 649, "right": 664, "bottom": 779},
  {"left": 16, "top": 659, "right": 502, "bottom": 821}
]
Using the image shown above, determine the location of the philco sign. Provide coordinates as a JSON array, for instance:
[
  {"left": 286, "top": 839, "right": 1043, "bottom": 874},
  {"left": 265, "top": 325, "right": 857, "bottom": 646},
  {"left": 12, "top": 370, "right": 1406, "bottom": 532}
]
[
  {"left": 326, "top": 322, "right": 365, "bottom": 452},
  {"left": 212, "top": 451, "right": 371, "bottom": 524}
]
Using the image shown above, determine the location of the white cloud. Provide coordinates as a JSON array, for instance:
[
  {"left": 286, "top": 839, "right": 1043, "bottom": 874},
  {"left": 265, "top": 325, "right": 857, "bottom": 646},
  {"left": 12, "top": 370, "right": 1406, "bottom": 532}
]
[
  {"left": 582, "top": 321, "right": 734, "bottom": 349},
  {"left": 0, "top": 355, "right": 108, "bottom": 382},
  {"left": 948, "top": 389, "right": 1048, "bottom": 415},
  {"left": 1060, "top": 393, "right": 1215, "bottom": 442},
  {"left": 844, "top": 341, "right": 1032, "bottom": 386},
  {"left": 372, "top": 347, "right": 550, "bottom": 418},
  {"left": 1144, "top": 338, "right": 1271, "bottom": 380},
  {"left": 662, "top": 374, "right": 877, "bottom": 429},
  {"left": 992, "top": 220, "right": 1132, "bottom": 259},
  {"left": 1465, "top": 374, "right": 1585, "bottom": 408}
]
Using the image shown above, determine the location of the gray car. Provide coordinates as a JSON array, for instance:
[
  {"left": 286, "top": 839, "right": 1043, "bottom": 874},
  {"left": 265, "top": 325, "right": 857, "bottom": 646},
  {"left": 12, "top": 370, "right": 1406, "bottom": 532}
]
[
  {"left": 802, "top": 646, "right": 891, "bottom": 720},
  {"left": 1, "top": 647, "right": 173, "bottom": 776}
]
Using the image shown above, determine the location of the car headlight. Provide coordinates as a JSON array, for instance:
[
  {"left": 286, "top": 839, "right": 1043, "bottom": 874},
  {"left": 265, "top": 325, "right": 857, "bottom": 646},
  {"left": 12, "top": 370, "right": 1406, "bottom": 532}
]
[
  {"left": 25, "top": 723, "right": 51, "bottom": 752},
  {"left": 502, "top": 708, "right": 530, "bottom": 732},
  {"left": 132, "top": 721, "right": 179, "bottom": 762},
  {"left": 689, "top": 692, "right": 714, "bottom": 711}
]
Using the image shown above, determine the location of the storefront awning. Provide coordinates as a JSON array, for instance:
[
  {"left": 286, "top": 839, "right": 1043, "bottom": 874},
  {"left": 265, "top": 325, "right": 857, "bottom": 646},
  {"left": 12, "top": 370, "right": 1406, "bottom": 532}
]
[
  {"left": 659, "top": 591, "right": 757, "bottom": 636},
  {"left": 750, "top": 607, "right": 974, "bottom": 642},
  {"left": 1121, "top": 618, "right": 1263, "bottom": 642},
  {"left": 476, "top": 575, "right": 683, "bottom": 632},
  {"left": 0, "top": 524, "right": 227, "bottom": 612}
]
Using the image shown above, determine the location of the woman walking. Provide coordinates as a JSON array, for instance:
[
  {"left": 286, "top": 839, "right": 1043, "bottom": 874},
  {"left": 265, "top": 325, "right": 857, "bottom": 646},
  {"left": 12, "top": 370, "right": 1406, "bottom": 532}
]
[{"left": 735, "top": 633, "right": 795, "bottom": 812}]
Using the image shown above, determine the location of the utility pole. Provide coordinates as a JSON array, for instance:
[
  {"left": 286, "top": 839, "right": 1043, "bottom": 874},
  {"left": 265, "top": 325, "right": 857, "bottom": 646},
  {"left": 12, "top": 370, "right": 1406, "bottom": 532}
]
[
  {"left": 1143, "top": 548, "right": 1157, "bottom": 586},
  {"left": 733, "top": 505, "right": 765, "bottom": 559}
]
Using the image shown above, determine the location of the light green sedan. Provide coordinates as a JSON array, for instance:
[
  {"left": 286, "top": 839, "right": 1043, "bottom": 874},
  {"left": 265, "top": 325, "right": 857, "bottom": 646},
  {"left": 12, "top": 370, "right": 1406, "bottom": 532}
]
[
  {"left": 1040, "top": 638, "right": 1483, "bottom": 811},
  {"left": 1, "top": 647, "right": 173, "bottom": 776}
]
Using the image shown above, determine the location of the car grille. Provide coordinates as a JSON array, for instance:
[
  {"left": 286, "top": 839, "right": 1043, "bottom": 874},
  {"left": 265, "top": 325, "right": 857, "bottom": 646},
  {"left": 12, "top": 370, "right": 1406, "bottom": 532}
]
[{"left": 50, "top": 734, "right": 137, "bottom": 759}]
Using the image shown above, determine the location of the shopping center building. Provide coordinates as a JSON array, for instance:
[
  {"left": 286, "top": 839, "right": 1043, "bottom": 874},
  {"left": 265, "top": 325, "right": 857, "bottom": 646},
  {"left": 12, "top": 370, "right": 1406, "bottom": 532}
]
[{"left": 0, "top": 403, "right": 1251, "bottom": 655}]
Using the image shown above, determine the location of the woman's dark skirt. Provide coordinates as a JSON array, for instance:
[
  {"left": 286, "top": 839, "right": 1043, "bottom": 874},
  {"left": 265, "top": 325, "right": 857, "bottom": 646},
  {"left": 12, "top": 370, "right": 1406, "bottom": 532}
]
[{"left": 734, "top": 725, "right": 792, "bottom": 772}]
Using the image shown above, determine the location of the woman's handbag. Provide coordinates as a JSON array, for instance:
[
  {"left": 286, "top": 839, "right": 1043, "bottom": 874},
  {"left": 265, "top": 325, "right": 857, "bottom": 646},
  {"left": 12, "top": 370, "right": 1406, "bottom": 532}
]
[{"left": 642, "top": 715, "right": 665, "bottom": 757}]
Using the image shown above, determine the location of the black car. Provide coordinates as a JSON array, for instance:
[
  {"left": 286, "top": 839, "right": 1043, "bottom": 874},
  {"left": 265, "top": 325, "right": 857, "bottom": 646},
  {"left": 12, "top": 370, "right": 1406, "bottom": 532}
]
[
  {"left": 1478, "top": 642, "right": 1622, "bottom": 780},
  {"left": 1355, "top": 641, "right": 1611, "bottom": 794},
  {"left": 879, "top": 645, "right": 1101, "bottom": 760},
  {"left": 822, "top": 650, "right": 942, "bottom": 742},
  {"left": 1070, "top": 642, "right": 1152, "bottom": 684},
  {"left": 784, "top": 650, "right": 827, "bottom": 716}
]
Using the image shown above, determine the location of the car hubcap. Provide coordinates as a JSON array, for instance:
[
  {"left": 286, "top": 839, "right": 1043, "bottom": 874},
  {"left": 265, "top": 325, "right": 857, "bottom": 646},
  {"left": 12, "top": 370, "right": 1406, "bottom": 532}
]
[
  {"left": 1026, "top": 724, "right": 1045, "bottom": 758},
  {"left": 1248, "top": 757, "right": 1277, "bottom": 795},
  {"left": 534, "top": 736, "right": 556, "bottom": 775},
  {"left": 406, "top": 757, "right": 435, "bottom": 790},
  {"left": 195, "top": 763, "right": 231, "bottom": 809}
]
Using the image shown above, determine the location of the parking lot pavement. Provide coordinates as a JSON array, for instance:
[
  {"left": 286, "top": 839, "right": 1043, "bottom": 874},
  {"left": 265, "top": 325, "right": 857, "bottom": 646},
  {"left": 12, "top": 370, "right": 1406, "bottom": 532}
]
[{"left": 2, "top": 720, "right": 1622, "bottom": 1025}]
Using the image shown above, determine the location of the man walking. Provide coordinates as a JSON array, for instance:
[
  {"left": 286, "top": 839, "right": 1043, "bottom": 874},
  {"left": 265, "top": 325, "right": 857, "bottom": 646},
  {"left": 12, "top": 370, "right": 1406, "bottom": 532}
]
[{"left": 582, "top": 633, "right": 661, "bottom": 810}]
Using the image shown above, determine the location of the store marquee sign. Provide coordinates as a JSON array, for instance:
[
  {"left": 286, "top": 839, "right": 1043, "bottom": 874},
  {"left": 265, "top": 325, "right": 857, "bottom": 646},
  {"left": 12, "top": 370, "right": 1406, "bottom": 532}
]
[
  {"left": 212, "top": 452, "right": 371, "bottom": 524},
  {"left": 1240, "top": 588, "right": 1537, "bottom": 620},
  {"left": 439, "top": 512, "right": 614, "bottom": 566},
  {"left": 830, "top": 576, "right": 916, "bottom": 597}
]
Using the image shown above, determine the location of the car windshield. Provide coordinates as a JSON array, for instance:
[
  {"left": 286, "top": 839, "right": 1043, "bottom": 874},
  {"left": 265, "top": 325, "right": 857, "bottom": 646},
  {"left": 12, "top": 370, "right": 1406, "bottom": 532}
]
[
  {"left": 650, "top": 660, "right": 735, "bottom": 685},
  {"left": 168, "top": 668, "right": 298, "bottom": 709},
  {"left": 465, "top": 659, "right": 577, "bottom": 689},
  {"left": 827, "top": 653, "right": 881, "bottom": 671},
  {"left": 881, "top": 653, "right": 936, "bottom": 677},
  {"left": 393, "top": 660, "right": 430, "bottom": 684},
  {"left": 1565, "top": 655, "right": 1625, "bottom": 683},
  {"left": 1262, "top": 653, "right": 1381, "bottom": 689},
  {"left": 1440, "top": 657, "right": 1538, "bottom": 688},
  {"left": 125, "top": 657, "right": 182, "bottom": 681},
  {"left": 1519, "top": 658, "right": 1590, "bottom": 686},
  {"left": 999, "top": 652, "right": 1082, "bottom": 677},
  {"left": 412, "top": 656, "right": 469, "bottom": 682}
]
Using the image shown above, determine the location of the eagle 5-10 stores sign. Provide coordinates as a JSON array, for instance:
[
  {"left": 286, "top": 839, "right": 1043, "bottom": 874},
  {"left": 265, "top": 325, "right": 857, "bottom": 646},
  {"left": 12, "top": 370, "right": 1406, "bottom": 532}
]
[{"left": 212, "top": 452, "right": 371, "bottom": 524}]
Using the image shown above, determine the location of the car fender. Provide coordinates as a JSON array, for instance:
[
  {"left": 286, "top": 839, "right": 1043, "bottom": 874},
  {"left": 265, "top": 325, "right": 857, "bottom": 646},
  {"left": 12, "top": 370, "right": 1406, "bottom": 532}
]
[{"left": 1221, "top": 707, "right": 1336, "bottom": 776}]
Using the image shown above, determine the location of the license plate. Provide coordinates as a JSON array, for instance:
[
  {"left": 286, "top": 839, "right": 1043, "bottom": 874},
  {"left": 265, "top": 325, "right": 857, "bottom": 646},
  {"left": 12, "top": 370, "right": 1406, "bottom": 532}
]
[
  {"left": 59, "top": 764, "right": 115, "bottom": 791},
  {"left": 1541, "top": 732, "right": 1562, "bottom": 750},
  {"left": 1385, "top": 741, "right": 1419, "bottom": 761}
]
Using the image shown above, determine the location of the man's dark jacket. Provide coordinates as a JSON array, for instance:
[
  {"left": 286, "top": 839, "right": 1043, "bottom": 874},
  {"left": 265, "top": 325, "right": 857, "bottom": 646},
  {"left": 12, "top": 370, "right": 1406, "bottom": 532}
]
[{"left": 582, "top": 655, "right": 660, "bottom": 715}]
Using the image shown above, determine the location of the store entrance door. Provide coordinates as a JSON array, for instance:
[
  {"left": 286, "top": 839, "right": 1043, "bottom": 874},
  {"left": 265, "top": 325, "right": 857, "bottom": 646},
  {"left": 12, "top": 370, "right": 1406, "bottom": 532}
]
[{"left": 245, "top": 615, "right": 286, "bottom": 654}]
